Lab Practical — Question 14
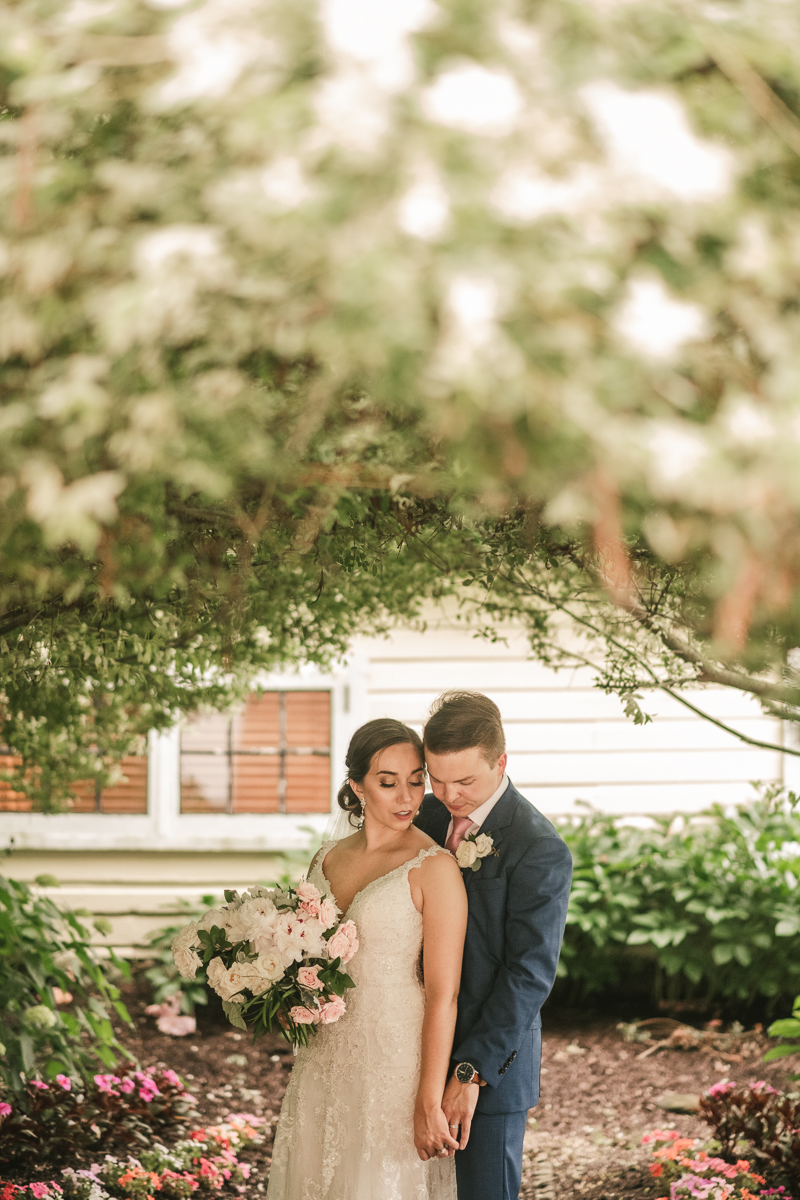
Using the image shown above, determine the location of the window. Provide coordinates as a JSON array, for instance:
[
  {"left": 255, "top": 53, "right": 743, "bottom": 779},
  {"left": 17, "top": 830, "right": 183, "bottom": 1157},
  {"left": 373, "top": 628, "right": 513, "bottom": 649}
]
[
  {"left": 0, "top": 754, "right": 148, "bottom": 813},
  {"left": 180, "top": 691, "right": 331, "bottom": 814}
]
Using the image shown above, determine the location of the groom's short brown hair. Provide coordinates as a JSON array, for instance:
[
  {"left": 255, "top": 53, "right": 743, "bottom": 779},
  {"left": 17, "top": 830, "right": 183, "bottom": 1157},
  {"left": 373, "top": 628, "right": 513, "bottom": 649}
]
[{"left": 424, "top": 690, "right": 506, "bottom": 764}]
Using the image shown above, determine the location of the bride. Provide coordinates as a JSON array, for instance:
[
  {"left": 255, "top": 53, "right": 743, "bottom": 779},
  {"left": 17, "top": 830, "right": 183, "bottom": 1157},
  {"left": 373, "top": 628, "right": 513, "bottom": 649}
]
[{"left": 267, "top": 718, "right": 468, "bottom": 1200}]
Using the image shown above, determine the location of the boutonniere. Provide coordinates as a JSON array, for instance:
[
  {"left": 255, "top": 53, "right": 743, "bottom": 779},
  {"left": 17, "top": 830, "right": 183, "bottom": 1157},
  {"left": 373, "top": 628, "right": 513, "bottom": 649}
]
[{"left": 456, "top": 831, "right": 500, "bottom": 872}]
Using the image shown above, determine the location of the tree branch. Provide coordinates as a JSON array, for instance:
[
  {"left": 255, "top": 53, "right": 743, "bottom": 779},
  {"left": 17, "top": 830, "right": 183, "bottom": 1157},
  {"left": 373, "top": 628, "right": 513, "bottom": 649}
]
[{"left": 490, "top": 568, "right": 800, "bottom": 758}]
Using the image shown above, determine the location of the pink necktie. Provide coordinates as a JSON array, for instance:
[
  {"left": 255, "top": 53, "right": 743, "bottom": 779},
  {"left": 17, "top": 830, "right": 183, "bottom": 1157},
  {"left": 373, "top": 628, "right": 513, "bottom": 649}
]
[{"left": 446, "top": 816, "right": 474, "bottom": 855}]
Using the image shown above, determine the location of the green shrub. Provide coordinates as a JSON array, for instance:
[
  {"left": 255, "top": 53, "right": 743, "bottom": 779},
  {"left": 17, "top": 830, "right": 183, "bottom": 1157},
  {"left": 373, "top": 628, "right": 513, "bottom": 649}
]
[
  {"left": 0, "top": 875, "right": 133, "bottom": 1100},
  {"left": 556, "top": 786, "right": 800, "bottom": 1011}
]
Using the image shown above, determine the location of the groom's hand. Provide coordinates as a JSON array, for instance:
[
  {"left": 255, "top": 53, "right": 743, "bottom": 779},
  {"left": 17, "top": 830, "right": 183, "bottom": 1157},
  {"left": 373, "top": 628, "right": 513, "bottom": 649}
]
[{"left": 442, "top": 1075, "right": 480, "bottom": 1150}]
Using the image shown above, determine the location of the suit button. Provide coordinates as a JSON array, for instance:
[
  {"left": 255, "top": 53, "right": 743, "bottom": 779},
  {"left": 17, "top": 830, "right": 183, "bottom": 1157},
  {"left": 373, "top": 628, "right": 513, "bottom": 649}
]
[{"left": 511, "top": 1051, "right": 517, "bottom": 1059}]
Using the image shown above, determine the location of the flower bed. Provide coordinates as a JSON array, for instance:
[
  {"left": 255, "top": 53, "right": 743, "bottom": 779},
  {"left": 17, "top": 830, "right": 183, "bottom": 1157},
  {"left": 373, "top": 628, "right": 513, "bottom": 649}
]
[
  {"left": 0, "top": 1116, "right": 263, "bottom": 1200},
  {"left": 643, "top": 1128, "right": 794, "bottom": 1200},
  {"left": 0, "top": 1069, "right": 200, "bottom": 1164}
]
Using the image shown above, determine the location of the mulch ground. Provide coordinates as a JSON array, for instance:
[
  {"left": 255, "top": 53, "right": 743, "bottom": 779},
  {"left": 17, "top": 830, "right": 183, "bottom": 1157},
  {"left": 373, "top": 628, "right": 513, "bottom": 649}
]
[{"left": 6, "top": 975, "right": 796, "bottom": 1198}]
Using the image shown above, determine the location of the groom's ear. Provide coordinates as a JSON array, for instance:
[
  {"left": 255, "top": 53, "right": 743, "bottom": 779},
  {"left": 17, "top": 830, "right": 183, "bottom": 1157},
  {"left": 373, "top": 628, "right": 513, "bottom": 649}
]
[{"left": 497, "top": 752, "right": 508, "bottom": 775}]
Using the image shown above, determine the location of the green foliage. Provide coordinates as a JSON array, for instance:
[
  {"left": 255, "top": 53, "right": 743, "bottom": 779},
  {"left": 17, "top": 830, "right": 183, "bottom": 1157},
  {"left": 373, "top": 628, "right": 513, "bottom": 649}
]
[
  {"left": 0, "top": 874, "right": 133, "bottom": 1099},
  {"left": 764, "top": 994, "right": 800, "bottom": 1062},
  {"left": 5, "top": 0, "right": 800, "bottom": 802},
  {"left": 557, "top": 787, "right": 800, "bottom": 1009}
]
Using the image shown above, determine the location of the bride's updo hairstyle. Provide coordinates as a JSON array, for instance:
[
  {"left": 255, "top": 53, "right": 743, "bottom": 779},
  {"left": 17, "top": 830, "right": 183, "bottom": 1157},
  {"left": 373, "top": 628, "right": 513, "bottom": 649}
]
[{"left": 338, "top": 719, "right": 424, "bottom": 826}]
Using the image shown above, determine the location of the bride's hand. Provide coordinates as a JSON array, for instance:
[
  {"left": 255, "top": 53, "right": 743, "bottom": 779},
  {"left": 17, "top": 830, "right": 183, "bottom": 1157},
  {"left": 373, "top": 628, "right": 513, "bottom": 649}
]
[{"left": 413, "top": 1100, "right": 459, "bottom": 1162}]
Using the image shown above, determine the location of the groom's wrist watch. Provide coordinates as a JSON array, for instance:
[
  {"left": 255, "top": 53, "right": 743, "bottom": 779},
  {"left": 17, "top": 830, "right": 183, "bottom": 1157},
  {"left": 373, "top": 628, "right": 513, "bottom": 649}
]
[{"left": 455, "top": 1062, "right": 486, "bottom": 1086}]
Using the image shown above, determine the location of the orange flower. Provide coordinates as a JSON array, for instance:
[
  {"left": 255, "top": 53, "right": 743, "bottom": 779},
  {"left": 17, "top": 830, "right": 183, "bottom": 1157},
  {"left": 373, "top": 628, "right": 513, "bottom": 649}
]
[{"left": 649, "top": 1164, "right": 664, "bottom": 1177}]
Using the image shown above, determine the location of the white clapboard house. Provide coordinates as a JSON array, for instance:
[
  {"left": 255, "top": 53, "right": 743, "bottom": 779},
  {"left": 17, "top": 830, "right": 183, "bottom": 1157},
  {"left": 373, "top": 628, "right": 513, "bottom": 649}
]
[{"left": 2, "top": 608, "right": 796, "bottom": 953}]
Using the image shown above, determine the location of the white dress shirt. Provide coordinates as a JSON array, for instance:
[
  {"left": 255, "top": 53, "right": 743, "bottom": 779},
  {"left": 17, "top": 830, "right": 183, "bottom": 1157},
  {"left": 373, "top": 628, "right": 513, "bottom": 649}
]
[{"left": 445, "top": 774, "right": 509, "bottom": 844}]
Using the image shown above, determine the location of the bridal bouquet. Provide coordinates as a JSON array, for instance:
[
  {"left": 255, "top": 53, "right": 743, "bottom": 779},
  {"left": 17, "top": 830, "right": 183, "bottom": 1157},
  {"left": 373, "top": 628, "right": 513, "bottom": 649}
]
[{"left": 171, "top": 881, "right": 358, "bottom": 1046}]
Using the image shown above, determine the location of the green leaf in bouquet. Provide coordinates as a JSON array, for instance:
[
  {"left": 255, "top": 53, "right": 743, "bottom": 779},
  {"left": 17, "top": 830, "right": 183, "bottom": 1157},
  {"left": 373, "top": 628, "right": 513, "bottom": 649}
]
[
  {"left": 338, "top": 973, "right": 355, "bottom": 990},
  {"left": 222, "top": 1000, "right": 247, "bottom": 1031},
  {"left": 224, "top": 890, "right": 238, "bottom": 904}
]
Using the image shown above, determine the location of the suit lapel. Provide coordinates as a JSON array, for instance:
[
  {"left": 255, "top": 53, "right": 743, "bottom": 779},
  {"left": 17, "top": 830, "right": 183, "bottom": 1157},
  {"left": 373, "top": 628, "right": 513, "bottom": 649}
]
[{"left": 472, "top": 779, "right": 518, "bottom": 854}]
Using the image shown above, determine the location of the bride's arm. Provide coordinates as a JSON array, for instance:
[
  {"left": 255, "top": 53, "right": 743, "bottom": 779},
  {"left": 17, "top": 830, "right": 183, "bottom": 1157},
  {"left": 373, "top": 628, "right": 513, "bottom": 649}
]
[{"left": 414, "top": 851, "right": 468, "bottom": 1162}]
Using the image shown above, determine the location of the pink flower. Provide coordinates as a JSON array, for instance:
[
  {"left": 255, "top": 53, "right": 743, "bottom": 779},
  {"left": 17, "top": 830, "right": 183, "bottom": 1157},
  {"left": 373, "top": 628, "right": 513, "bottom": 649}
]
[
  {"left": 297, "top": 965, "right": 324, "bottom": 990},
  {"left": 0, "top": 1102, "right": 12, "bottom": 1118},
  {"left": 30, "top": 1184, "right": 52, "bottom": 1199},
  {"left": 289, "top": 1005, "right": 320, "bottom": 1025},
  {"left": 318, "top": 898, "right": 337, "bottom": 929},
  {"left": 93, "top": 1074, "right": 120, "bottom": 1094},
  {"left": 299, "top": 897, "right": 320, "bottom": 917},
  {"left": 328, "top": 919, "right": 358, "bottom": 964},
  {"left": 297, "top": 881, "right": 321, "bottom": 905},
  {"left": 52, "top": 987, "right": 73, "bottom": 1005},
  {"left": 161, "top": 1069, "right": 183, "bottom": 1088},
  {"left": 707, "top": 1080, "right": 735, "bottom": 1097},
  {"left": 319, "top": 995, "right": 346, "bottom": 1024},
  {"left": 119, "top": 1078, "right": 135, "bottom": 1094},
  {"left": 641, "top": 1130, "right": 681, "bottom": 1144},
  {"left": 158, "top": 1012, "right": 196, "bottom": 1037},
  {"left": 335, "top": 916, "right": 357, "bottom": 964},
  {"left": 55, "top": 1075, "right": 71, "bottom": 1091},
  {"left": 30, "top": 1080, "right": 49, "bottom": 1091}
]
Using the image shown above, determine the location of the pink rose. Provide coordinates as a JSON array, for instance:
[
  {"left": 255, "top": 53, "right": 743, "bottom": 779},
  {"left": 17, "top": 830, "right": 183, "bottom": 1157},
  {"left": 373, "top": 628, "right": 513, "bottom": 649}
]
[
  {"left": 297, "top": 965, "right": 324, "bottom": 990},
  {"left": 319, "top": 996, "right": 346, "bottom": 1024},
  {"left": 299, "top": 897, "right": 320, "bottom": 917},
  {"left": 55, "top": 1075, "right": 71, "bottom": 1091},
  {"left": 340, "top": 916, "right": 357, "bottom": 964},
  {"left": 289, "top": 1005, "right": 320, "bottom": 1025},
  {"left": 326, "top": 929, "right": 348, "bottom": 962},
  {"left": 318, "top": 898, "right": 337, "bottom": 928},
  {"left": 296, "top": 881, "right": 321, "bottom": 905}
]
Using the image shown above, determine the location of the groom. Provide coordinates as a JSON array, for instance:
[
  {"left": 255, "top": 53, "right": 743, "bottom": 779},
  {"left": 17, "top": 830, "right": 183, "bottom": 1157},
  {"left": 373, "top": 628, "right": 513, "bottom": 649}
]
[{"left": 415, "top": 690, "right": 572, "bottom": 1200}]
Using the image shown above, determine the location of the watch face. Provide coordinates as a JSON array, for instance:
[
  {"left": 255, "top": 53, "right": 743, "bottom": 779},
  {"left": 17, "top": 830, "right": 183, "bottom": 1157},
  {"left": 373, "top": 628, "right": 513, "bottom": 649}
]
[{"left": 456, "top": 1062, "right": 476, "bottom": 1084}]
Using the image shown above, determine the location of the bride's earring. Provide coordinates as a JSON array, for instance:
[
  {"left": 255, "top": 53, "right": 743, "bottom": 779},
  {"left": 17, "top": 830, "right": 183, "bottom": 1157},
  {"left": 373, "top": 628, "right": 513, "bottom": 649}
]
[{"left": 356, "top": 791, "right": 366, "bottom": 825}]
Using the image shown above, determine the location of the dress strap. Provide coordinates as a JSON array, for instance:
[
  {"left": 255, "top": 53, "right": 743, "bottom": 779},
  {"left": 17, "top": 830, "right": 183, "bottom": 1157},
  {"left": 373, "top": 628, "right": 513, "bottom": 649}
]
[{"left": 403, "top": 845, "right": 453, "bottom": 875}]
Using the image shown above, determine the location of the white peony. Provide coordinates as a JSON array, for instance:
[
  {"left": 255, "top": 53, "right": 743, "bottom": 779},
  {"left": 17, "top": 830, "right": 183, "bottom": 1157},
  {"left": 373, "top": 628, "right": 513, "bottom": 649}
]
[
  {"left": 172, "top": 921, "right": 202, "bottom": 979},
  {"left": 455, "top": 840, "right": 478, "bottom": 869},
  {"left": 226, "top": 896, "right": 278, "bottom": 951},
  {"left": 274, "top": 911, "right": 326, "bottom": 963},
  {"left": 197, "top": 908, "right": 227, "bottom": 933}
]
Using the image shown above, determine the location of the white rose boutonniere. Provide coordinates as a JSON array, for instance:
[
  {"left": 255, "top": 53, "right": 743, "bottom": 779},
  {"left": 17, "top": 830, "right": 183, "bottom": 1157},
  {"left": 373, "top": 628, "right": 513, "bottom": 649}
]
[{"left": 455, "top": 831, "right": 500, "bottom": 872}]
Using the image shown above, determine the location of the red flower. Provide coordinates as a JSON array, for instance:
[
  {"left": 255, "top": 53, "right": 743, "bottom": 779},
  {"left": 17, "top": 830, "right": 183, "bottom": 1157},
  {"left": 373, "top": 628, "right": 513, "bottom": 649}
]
[{"left": 649, "top": 1164, "right": 664, "bottom": 1177}]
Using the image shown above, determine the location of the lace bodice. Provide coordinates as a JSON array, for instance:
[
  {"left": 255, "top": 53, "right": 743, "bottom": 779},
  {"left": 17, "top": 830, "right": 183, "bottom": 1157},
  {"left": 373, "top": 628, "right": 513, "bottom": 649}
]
[
  {"left": 314, "top": 841, "right": 443, "bottom": 998},
  {"left": 267, "top": 840, "right": 456, "bottom": 1200}
]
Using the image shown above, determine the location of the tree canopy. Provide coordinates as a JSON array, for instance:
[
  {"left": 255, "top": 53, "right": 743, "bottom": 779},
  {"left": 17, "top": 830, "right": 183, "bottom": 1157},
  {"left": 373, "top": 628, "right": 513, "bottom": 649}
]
[{"left": 3, "top": 0, "right": 800, "bottom": 807}]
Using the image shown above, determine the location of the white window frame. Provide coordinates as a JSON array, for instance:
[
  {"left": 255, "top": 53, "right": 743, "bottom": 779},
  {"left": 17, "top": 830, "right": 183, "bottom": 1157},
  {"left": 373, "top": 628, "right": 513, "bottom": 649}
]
[{"left": 0, "top": 660, "right": 367, "bottom": 853}]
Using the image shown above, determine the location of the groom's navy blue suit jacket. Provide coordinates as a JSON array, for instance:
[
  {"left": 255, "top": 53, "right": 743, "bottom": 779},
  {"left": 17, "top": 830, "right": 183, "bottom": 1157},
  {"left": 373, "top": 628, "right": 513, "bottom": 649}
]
[{"left": 416, "top": 779, "right": 572, "bottom": 1115}]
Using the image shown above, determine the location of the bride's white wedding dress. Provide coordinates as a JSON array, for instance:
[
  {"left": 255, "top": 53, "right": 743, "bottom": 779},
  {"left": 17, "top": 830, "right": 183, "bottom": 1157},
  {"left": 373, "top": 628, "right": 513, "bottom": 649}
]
[{"left": 267, "top": 840, "right": 457, "bottom": 1200}]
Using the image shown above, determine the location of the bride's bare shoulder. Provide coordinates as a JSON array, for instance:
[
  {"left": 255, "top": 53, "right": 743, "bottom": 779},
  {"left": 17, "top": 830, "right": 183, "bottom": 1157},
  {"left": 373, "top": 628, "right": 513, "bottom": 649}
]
[{"left": 316, "top": 833, "right": 360, "bottom": 869}]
